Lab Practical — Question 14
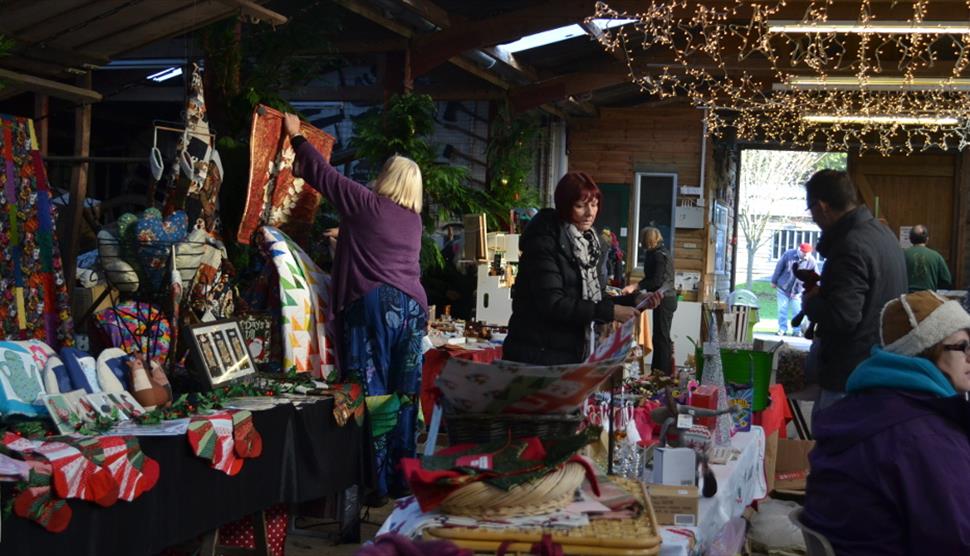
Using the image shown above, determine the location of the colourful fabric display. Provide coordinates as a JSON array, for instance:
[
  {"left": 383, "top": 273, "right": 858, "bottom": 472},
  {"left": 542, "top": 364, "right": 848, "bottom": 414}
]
[
  {"left": 0, "top": 114, "right": 74, "bottom": 348},
  {"left": 93, "top": 301, "right": 171, "bottom": 363},
  {"left": 132, "top": 208, "right": 188, "bottom": 292},
  {"left": 237, "top": 105, "right": 335, "bottom": 246},
  {"left": 186, "top": 409, "right": 262, "bottom": 476},
  {"left": 43, "top": 356, "right": 70, "bottom": 394},
  {"left": 13, "top": 458, "right": 72, "bottom": 533},
  {"left": 257, "top": 226, "right": 336, "bottom": 380},
  {"left": 0, "top": 341, "right": 48, "bottom": 416},
  {"left": 58, "top": 348, "right": 101, "bottom": 394},
  {"left": 3, "top": 433, "right": 118, "bottom": 507}
]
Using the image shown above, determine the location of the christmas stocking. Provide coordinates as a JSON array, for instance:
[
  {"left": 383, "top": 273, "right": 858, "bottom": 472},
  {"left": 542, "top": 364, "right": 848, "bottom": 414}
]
[
  {"left": 187, "top": 414, "right": 223, "bottom": 463},
  {"left": 4, "top": 434, "right": 119, "bottom": 507},
  {"left": 231, "top": 410, "right": 262, "bottom": 459},
  {"left": 98, "top": 436, "right": 159, "bottom": 501},
  {"left": 13, "top": 456, "right": 72, "bottom": 533},
  {"left": 209, "top": 411, "right": 243, "bottom": 476}
]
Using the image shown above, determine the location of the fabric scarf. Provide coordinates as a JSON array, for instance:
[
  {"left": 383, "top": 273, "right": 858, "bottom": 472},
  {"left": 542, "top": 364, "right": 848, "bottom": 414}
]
[{"left": 564, "top": 224, "right": 601, "bottom": 302}]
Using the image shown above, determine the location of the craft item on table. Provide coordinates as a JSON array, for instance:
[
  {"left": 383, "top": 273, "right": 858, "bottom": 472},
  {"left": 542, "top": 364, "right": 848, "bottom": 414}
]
[
  {"left": 132, "top": 208, "right": 188, "bottom": 292},
  {"left": 97, "top": 229, "right": 139, "bottom": 292},
  {"left": 691, "top": 384, "right": 721, "bottom": 431},
  {"left": 94, "top": 301, "right": 171, "bottom": 363},
  {"left": 257, "top": 226, "right": 336, "bottom": 380},
  {"left": 105, "top": 391, "right": 146, "bottom": 419},
  {"left": 186, "top": 409, "right": 260, "bottom": 475},
  {"left": 1, "top": 451, "right": 32, "bottom": 481},
  {"left": 97, "top": 435, "right": 158, "bottom": 501},
  {"left": 95, "top": 348, "right": 130, "bottom": 393},
  {"left": 12, "top": 455, "right": 72, "bottom": 532},
  {"left": 185, "top": 319, "right": 257, "bottom": 388},
  {"left": 237, "top": 312, "right": 274, "bottom": 365},
  {"left": 189, "top": 248, "right": 237, "bottom": 320},
  {"left": 237, "top": 104, "right": 335, "bottom": 246},
  {"left": 3, "top": 433, "right": 119, "bottom": 507},
  {"left": 127, "top": 353, "right": 171, "bottom": 410},
  {"left": 0, "top": 340, "right": 48, "bottom": 416},
  {"left": 231, "top": 410, "right": 263, "bottom": 458},
  {"left": 0, "top": 114, "right": 74, "bottom": 349},
  {"left": 581, "top": 469, "right": 643, "bottom": 519},
  {"left": 726, "top": 382, "right": 753, "bottom": 433},
  {"left": 58, "top": 348, "right": 101, "bottom": 394},
  {"left": 401, "top": 430, "right": 598, "bottom": 513},
  {"left": 376, "top": 494, "right": 590, "bottom": 540},
  {"left": 700, "top": 315, "right": 733, "bottom": 446},
  {"left": 85, "top": 392, "right": 119, "bottom": 418},
  {"left": 173, "top": 226, "right": 207, "bottom": 286},
  {"left": 41, "top": 392, "right": 85, "bottom": 434},
  {"left": 650, "top": 388, "right": 736, "bottom": 450}
]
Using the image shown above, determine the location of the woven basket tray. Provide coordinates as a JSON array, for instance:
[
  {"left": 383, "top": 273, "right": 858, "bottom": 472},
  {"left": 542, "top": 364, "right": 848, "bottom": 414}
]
[
  {"left": 440, "top": 462, "right": 586, "bottom": 518},
  {"left": 425, "top": 477, "right": 662, "bottom": 556},
  {"left": 445, "top": 411, "right": 583, "bottom": 445}
]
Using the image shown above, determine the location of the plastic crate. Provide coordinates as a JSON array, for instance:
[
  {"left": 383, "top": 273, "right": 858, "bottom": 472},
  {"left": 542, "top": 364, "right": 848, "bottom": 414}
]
[{"left": 696, "top": 347, "right": 773, "bottom": 411}]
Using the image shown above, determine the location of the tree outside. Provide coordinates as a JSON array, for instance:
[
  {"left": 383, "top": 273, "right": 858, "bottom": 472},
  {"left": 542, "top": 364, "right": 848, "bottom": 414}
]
[{"left": 735, "top": 150, "right": 847, "bottom": 332}]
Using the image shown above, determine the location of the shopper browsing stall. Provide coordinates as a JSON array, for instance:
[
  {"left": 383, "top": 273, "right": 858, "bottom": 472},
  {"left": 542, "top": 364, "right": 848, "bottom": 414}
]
[
  {"left": 503, "top": 172, "right": 656, "bottom": 365},
  {"left": 622, "top": 227, "right": 677, "bottom": 373},
  {"left": 804, "top": 291, "right": 970, "bottom": 554},
  {"left": 284, "top": 113, "right": 427, "bottom": 499}
]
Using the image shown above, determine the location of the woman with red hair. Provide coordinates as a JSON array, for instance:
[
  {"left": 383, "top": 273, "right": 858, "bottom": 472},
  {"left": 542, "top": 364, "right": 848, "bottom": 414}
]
[{"left": 503, "top": 172, "right": 651, "bottom": 365}]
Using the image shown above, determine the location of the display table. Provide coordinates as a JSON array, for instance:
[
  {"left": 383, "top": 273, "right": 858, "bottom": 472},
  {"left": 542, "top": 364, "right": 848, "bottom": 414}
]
[
  {"left": 0, "top": 398, "right": 371, "bottom": 556},
  {"left": 658, "top": 426, "right": 767, "bottom": 556}
]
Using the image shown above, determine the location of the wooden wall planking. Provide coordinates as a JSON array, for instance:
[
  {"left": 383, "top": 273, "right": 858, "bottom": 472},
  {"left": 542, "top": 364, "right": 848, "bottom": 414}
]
[{"left": 568, "top": 106, "right": 722, "bottom": 299}]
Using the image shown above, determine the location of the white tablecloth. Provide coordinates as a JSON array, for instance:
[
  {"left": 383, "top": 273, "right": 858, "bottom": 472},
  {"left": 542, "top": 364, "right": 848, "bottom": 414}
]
[{"left": 659, "top": 426, "right": 767, "bottom": 556}]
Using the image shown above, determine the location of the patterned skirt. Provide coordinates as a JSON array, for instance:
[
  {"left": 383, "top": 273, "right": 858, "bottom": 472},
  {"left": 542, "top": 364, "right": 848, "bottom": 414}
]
[{"left": 342, "top": 284, "right": 427, "bottom": 497}]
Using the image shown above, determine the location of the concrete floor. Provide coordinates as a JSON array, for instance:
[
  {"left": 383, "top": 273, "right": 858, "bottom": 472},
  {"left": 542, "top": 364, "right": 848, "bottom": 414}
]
[{"left": 285, "top": 501, "right": 395, "bottom": 556}]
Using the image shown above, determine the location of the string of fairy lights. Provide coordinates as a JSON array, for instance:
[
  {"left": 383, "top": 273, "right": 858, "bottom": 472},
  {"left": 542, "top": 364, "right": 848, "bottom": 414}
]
[{"left": 588, "top": 0, "right": 970, "bottom": 154}]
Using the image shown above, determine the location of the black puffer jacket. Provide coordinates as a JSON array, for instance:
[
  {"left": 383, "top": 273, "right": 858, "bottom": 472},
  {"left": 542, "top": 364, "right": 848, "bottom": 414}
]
[
  {"left": 802, "top": 206, "right": 908, "bottom": 391},
  {"left": 503, "top": 209, "right": 620, "bottom": 365}
]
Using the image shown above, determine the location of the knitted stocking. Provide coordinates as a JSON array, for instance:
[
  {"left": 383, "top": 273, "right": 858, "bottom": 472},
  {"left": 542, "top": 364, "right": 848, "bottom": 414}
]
[{"left": 231, "top": 410, "right": 262, "bottom": 459}]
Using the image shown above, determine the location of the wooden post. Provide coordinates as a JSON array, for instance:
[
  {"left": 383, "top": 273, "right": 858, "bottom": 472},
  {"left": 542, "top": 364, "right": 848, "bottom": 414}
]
[
  {"left": 64, "top": 72, "right": 93, "bottom": 317},
  {"left": 33, "top": 94, "right": 48, "bottom": 155}
]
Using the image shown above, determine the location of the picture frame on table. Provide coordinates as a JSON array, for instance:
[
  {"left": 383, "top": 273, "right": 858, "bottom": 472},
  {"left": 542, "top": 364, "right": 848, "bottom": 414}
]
[{"left": 185, "top": 319, "right": 257, "bottom": 388}]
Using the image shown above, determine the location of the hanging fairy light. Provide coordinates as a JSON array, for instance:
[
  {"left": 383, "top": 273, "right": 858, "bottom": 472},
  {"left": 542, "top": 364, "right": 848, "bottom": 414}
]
[{"left": 588, "top": 0, "right": 970, "bottom": 154}]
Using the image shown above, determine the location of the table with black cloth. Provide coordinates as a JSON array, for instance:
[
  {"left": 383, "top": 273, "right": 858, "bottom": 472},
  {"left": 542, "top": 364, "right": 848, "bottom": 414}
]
[{"left": 1, "top": 397, "right": 372, "bottom": 556}]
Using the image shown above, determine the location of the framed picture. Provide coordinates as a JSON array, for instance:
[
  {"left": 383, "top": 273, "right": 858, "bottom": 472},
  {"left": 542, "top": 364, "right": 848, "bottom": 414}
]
[
  {"left": 238, "top": 313, "right": 274, "bottom": 364},
  {"left": 185, "top": 319, "right": 257, "bottom": 388}
]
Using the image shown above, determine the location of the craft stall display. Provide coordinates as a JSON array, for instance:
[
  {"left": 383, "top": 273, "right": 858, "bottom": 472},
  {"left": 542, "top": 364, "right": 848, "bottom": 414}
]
[{"left": 0, "top": 63, "right": 367, "bottom": 556}]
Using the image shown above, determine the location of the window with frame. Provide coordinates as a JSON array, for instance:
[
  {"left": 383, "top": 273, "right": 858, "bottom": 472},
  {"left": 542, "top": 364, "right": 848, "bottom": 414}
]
[{"left": 771, "top": 229, "right": 821, "bottom": 260}]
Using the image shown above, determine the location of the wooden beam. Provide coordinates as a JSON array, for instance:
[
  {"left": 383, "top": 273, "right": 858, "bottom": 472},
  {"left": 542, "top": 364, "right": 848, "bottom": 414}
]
[
  {"left": 332, "top": 0, "right": 415, "bottom": 38},
  {"left": 64, "top": 71, "right": 92, "bottom": 318},
  {"left": 214, "top": 0, "right": 287, "bottom": 26},
  {"left": 0, "top": 67, "right": 101, "bottom": 102},
  {"left": 482, "top": 46, "right": 538, "bottom": 83},
  {"left": 399, "top": 0, "right": 450, "bottom": 28},
  {"left": 509, "top": 72, "right": 631, "bottom": 112},
  {"left": 286, "top": 85, "right": 504, "bottom": 101},
  {"left": 448, "top": 56, "right": 510, "bottom": 90}
]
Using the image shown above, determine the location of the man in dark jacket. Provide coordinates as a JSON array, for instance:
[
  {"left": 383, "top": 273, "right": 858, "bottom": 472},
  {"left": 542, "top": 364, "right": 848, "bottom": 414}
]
[
  {"left": 804, "top": 291, "right": 970, "bottom": 554},
  {"left": 801, "top": 170, "right": 907, "bottom": 412}
]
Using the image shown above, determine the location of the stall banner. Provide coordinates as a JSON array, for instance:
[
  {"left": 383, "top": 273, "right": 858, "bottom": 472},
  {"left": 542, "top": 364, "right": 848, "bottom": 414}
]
[
  {"left": 257, "top": 226, "right": 336, "bottom": 381},
  {"left": 237, "top": 105, "right": 335, "bottom": 246},
  {"left": 0, "top": 114, "right": 74, "bottom": 349},
  {"left": 436, "top": 320, "right": 635, "bottom": 415}
]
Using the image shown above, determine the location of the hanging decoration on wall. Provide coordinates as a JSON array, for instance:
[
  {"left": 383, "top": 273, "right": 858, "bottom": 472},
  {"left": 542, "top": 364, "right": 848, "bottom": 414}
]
[{"left": 590, "top": 0, "right": 970, "bottom": 154}]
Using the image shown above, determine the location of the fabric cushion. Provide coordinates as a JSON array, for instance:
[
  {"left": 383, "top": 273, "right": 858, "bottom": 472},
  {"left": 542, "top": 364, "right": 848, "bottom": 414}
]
[
  {"left": 59, "top": 348, "right": 101, "bottom": 394},
  {"left": 0, "top": 341, "right": 48, "bottom": 416},
  {"left": 96, "top": 348, "right": 129, "bottom": 394}
]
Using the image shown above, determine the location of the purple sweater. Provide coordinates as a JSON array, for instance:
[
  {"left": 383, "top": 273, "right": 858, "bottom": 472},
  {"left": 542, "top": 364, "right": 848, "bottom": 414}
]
[{"left": 292, "top": 141, "right": 427, "bottom": 316}]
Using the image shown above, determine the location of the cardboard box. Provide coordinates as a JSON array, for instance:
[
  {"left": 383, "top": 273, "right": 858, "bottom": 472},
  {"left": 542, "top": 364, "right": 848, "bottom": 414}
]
[
  {"left": 691, "top": 384, "right": 720, "bottom": 430},
  {"left": 773, "top": 438, "right": 815, "bottom": 493},
  {"left": 652, "top": 447, "right": 696, "bottom": 486},
  {"left": 648, "top": 484, "right": 700, "bottom": 526},
  {"left": 72, "top": 283, "right": 114, "bottom": 322}
]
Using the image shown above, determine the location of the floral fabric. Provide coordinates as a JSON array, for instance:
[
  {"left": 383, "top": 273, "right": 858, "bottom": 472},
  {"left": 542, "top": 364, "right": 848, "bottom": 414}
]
[
  {"left": 0, "top": 114, "right": 73, "bottom": 348},
  {"left": 93, "top": 302, "right": 172, "bottom": 363}
]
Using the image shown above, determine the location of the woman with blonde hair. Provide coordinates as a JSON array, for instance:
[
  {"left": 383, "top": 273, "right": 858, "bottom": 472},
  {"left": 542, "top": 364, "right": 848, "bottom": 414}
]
[
  {"left": 623, "top": 226, "right": 677, "bottom": 372},
  {"left": 284, "top": 113, "right": 427, "bottom": 501}
]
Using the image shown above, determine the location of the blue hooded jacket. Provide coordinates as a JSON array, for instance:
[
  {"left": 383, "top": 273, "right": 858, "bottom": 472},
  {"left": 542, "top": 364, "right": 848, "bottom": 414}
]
[{"left": 804, "top": 348, "right": 970, "bottom": 555}]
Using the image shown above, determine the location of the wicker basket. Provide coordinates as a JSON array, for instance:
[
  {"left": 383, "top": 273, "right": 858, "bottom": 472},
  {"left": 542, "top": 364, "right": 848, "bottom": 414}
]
[
  {"left": 445, "top": 411, "right": 583, "bottom": 445},
  {"left": 439, "top": 462, "right": 587, "bottom": 518},
  {"left": 426, "top": 477, "right": 662, "bottom": 555}
]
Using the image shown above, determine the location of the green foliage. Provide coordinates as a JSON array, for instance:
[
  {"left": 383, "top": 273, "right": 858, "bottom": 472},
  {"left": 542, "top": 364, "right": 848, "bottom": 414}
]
[
  {"left": 485, "top": 108, "right": 542, "bottom": 226},
  {"left": 350, "top": 93, "right": 484, "bottom": 273},
  {"left": 813, "top": 152, "right": 848, "bottom": 172}
]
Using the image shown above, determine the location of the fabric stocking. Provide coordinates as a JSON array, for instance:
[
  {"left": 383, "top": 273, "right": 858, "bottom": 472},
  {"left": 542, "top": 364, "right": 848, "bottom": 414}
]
[
  {"left": 98, "top": 436, "right": 159, "bottom": 501},
  {"left": 210, "top": 411, "right": 242, "bottom": 476},
  {"left": 187, "top": 414, "right": 223, "bottom": 463},
  {"left": 13, "top": 456, "right": 72, "bottom": 533},
  {"left": 231, "top": 410, "right": 262, "bottom": 459},
  {"left": 3, "top": 434, "right": 118, "bottom": 507}
]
